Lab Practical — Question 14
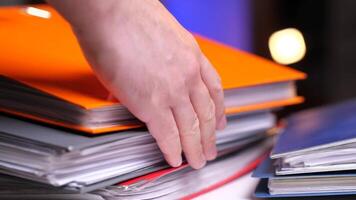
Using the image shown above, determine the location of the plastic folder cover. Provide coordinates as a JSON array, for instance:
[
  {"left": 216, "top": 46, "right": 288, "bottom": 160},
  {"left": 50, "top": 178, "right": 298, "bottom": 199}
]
[{"left": 272, "top": 99, "right": 356, "bottom": 157}]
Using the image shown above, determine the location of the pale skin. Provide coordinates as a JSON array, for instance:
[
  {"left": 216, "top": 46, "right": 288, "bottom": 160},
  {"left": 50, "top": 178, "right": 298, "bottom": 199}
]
[{"left": 48, "top": 0, "right": 226, "bottom": 169}]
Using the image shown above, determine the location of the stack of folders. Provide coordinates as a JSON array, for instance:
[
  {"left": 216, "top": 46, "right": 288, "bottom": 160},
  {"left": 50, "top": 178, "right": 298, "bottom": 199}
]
[
  {"left": 254, "top": 99, "right": 356, "bottom": 199},
  {"left": 0, "top": 5, "right": 305, "bottom": 199},
  {"left": 0, "top": 138, "right": 272, "bottom": 200},
  {"left": 0, "top": 111, "right": 273, "bottom": 193}
]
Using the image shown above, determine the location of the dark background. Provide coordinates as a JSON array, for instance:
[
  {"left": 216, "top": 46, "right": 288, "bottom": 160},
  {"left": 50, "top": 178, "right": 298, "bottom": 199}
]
[
  {"left": 253, "top": 0, "right": 356, "bottom": 115},
  {"left": 2, "top": 0, "right": 356, "bottom": 114}
]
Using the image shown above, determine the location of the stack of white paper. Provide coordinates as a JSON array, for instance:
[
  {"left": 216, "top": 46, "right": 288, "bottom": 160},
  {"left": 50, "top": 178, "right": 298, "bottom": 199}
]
[{"left": 0, "top": 111, "right": 275, "bottom": 192}]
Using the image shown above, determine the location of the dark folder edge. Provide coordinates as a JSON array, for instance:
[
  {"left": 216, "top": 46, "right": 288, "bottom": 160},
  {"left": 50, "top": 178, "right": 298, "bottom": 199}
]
[{"left": 254, "top": 179, "right": 356, "bottom": 198}]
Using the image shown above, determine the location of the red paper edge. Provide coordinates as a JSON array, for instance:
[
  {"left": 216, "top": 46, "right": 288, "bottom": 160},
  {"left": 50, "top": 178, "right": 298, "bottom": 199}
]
[{"left": 180, "top": 151, "right": 269, "bottom": 200}]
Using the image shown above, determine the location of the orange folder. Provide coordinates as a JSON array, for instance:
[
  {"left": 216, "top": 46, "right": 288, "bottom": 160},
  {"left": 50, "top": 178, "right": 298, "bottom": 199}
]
[{"left": 0, "top": 5, "right": 306, "bottom": 134}]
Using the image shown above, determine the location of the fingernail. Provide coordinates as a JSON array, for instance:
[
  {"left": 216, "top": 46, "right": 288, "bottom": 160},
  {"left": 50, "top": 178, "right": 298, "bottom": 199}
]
[
  {"left": 169, "top": 156, "right": 182, "bottom": 167},
  {"left": 190, "top": 153, "right": 207, "bottom": 169},
  {"left": 195, "top": 158, "right": 207, "bottom": 169},
  {"left": 206, "top": 145, "right": 217, "bottom": 161},
  {"left": 217, "top": 116, "right": 227, "bottom": 130}
]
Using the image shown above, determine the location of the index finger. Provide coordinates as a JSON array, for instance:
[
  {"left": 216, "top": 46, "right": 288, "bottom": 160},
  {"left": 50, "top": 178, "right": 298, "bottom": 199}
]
[{"left": 146, "top": 109, "right": 182, "bottom": 167}]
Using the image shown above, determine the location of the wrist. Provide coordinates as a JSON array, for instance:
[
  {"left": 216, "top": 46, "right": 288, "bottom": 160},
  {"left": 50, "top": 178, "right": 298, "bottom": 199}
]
[{"left": 48, "top": 0, "right": 126, "bottom": 30}]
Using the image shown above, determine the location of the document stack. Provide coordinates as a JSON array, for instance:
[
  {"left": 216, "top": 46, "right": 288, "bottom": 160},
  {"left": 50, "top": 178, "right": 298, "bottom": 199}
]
[
  {"left": 0, "top": 5, "right": 305, "bottom": 199},
  {"left": 254, "top": 99, "right": 356, "bottom": 199}
]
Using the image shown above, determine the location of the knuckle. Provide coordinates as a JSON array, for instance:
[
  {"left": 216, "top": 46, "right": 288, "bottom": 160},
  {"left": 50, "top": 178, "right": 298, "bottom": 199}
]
[
  {"left": 212, "top": 82, "right": 223, "bottom": 96},
  {"left": 149, "top": 90, "right": 171, "bottom": 109},
  {"left": 215, "top": 101, "right": 225, "bottom": 117},
  {"left": 216, "top": 74, "right": 222, "bottom": 84},
  {"left": 131, "top": 105, "right": 159, "bottom": 123},
  {"left": 207, "top": 133, "right": 216, "bottom": 144},
  {"left": 165, "top": 131, "right": 180, "bottom": 142},
  {"left": 201, "top": 102, "right": 215, "bottom": 124},
  {"left": 169, "top": 83, "right": 188, "bottom": 104},
  {"left": 202, "top": 112, "right": 215, "bottom": 125},
  {"left": 181, "top": 116, "right": 200, "bottom": 137},
  {"left": 202, "top": 133, "right": 216, "bottom": 151},
  {"left": 149, "top": 119, "right": 178, "bottom": 139},
  {"left": 184, "top": 57, "right": 200, "bottom": 79}
]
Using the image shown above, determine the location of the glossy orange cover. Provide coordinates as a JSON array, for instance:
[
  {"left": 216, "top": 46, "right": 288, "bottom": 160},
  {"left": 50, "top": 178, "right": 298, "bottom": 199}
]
[
  {"left": 0, "top": 5, "right": 306, "bottom": 134},
  {"left": 0, "top": 97, "right": 303, "bottom": 134}
]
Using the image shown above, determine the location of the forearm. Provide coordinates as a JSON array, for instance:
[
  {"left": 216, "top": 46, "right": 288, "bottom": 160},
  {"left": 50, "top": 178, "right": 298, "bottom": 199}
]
[
  {"left": 47, "top": 0, "right": 119, "bottom": 29},
  {"left": 47, "top": 0, "right": 130, "bottom": 76}
]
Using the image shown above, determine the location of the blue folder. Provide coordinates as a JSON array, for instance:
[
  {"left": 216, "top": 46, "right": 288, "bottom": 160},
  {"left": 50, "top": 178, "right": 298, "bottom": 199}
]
[
  {"left": 253, "top": 156, "right": 356, "bottom": 198},
  {"left": 271, "top": 98, "right": 356, "bottom": 158},
  {"left": 253, "top": 99, "right": 356, "bottom": 198}
]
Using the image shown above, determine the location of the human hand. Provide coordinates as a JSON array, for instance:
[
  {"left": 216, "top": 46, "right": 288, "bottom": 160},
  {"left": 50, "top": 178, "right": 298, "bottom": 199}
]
[{"left": 49, "top": 0, "right": 226, "bottom": 169}]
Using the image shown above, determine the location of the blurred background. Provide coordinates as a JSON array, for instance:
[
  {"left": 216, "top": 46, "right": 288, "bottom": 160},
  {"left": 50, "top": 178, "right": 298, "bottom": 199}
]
[{"left": 2, "top": 0, "right": 356, "bottom": 115}]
